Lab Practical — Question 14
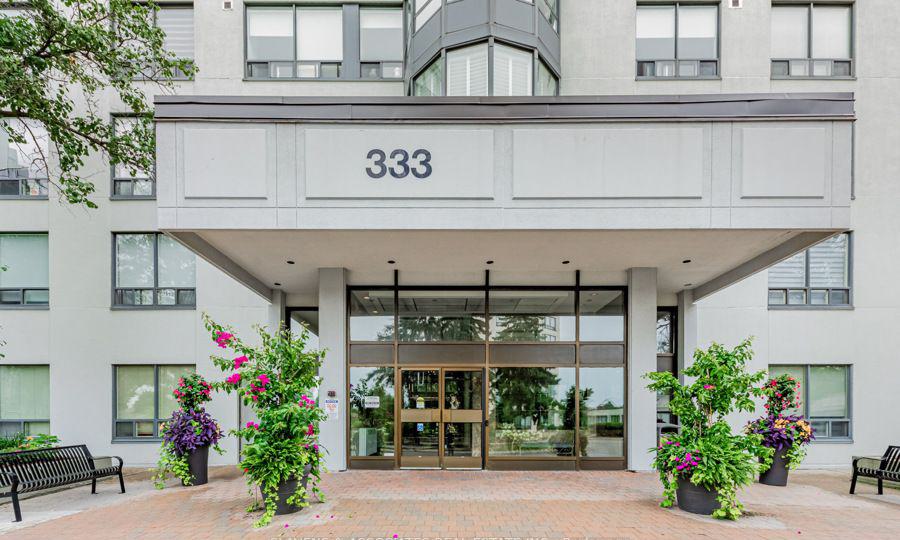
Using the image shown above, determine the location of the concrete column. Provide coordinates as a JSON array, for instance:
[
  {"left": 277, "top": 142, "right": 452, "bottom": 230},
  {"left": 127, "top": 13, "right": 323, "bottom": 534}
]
[
  {"left": 677, "top": 289, "right": 699, "bottom": 381},
  {"left": 627, "top": 267, "right": 658, "bottom": 471},
  {"left": 318, "top": 268, "right": 347, "bottom": 471}
]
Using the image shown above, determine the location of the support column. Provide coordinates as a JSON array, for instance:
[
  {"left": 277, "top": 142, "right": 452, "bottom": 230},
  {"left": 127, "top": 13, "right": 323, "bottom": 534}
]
[
  {"left": 318, "top": 268, "right": 347, "bottom": 471},
  {"left": 627, "top": 267, "right": 658, "bottom": 471},
  {"left": 677, "top": 289, "right": 699, "bottom": 381}
]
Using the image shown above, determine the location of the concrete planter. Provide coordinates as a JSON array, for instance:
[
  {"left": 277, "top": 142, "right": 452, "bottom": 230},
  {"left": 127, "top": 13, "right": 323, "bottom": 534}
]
[
  {"left": 676, "top": 477, "right": 721, "bottom": 515},
  {"left": 760, "top": 450, "right": 790, "bottom": 486}
]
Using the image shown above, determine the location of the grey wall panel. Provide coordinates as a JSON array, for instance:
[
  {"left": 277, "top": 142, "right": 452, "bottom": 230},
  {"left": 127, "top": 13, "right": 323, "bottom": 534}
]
[
  {"left": 489, "top": 344, "right": 576, "bottom": 365},
  {"left": 349, "top": 344, "right": 394, "bottom": 365},
  {"left": 181, "top": 126, "right": 271, "bottom": 199},
  {"left": 495, "top": 0, "right": 534, "bottom": 34},
  {"left": 581, "top": 344, "right": 626, "bottom": 366},
  {"left": 446, "top": 0, "right": 489, "bottom": 33},
  {"left": 410, "top": 12, "right": 442, "bottom": 66},
  {"left": 537, "top": 15, "right": 561, "bottom": 68},
  {"left": 398, "top": 343, "right": 486, "bottom": 364},
  {"left": 736, "top": 125, "right": 830, "bottom": 200}
]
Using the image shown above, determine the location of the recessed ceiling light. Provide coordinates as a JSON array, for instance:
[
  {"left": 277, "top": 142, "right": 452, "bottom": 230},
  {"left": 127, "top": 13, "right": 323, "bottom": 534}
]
[
  {"left": 562, "top": 260, "right": 570, "bottom": 265},
  {"left": 684, "top": 283, "right": 693, "bottom": 287},
  {"left": 274, "top": 282, "right": 282, "bottom": 287},
  {"left": 387, "top": 260, "right": 396, "bottom": 265},
  {"left": 363, "top": 295, "right": 370, "bottom": 300},
  {"left": 486, "top": 260, "right": 494, "bottom": 265},
  {"left": 286, "top": 260, "right": 295, "bottom": 265},
  {"left": 373, "top": 310, "right": 379, "bottom": 314},
  {"left": 682, "top": 259, "right": 692, "bottom": 264}
]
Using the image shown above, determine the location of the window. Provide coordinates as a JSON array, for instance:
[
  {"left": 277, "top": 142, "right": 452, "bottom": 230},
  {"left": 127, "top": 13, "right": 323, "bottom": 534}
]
[
  {"left": 413, "top": 57, "right": 443, "bottom": 96},
  {"left": 636, "top": 3, "right": 718, "bottom": 78},
  {"left": 111, "top": 117, "right": 154, "bottom": 198},
  {"left": 114, "top": 233, "right": 196, "bottom": 307},
  {"left": 296, "top": 8, "right": 343, "bottom": 78},
  {"left": 398, "top": 291, "right": 486, "bottom": 342},
  {"left": 536, "top": 60, "right": 558, "bottom": 96},
  {"left": 769, "top": 365, "right": 851, "bottom": 440},
  {"left": 245, "top": 6, "right": 342, "bottom": 79},
  {"left": 493, "top": 44, "right": 533, "bottom": 96},
  {"left": 771, "top": 4, "right": 852, "bottom": 78},
  {"left": 580, "top": 367, "right": 625, "bottom": 457},
  {"left": 579, "top": 290, "right": 625, "bottom": 342},
  {"left": 246, "top": 7, "right": 294, "bottom": 78},
  {"left": 490, "top": 290, "right": 575, "bottom": 342},
  {"left": 349, "top": 289, "right": 395, "bottom": 341},
  {"left": 537, "top": 0, "right": 559, "bottom": 32},
  {"left": 349, "top": 367, "right": 395, "bottom": 457},
  {"left": 360, "top": 8, "right": 403, "bottom": 79},
  {"left": 768, "top": 233, "right": 850, "bottom": 307},
  {"left": 114, "top": 365, "right": 194, "bottom": 439},
  {"left": 156, "top": 4, "right": 194, "bottom": 78},
  {"left": 489, "top": 367, "right": 576, "bottom": 456},
  {"left": 413, "top": 0, "right": 440, "bottom": 32},
  {"left": 655, "top": 310, "right": 677, "bottom": 425},
  {"left": 0, "top": 365, "right": 50, "bottom": 437},
  {"left": 0, "top": 233, "right": 49, "bottom": 306},
  {"left": 1, "top": 119, "right": 49, "bottom": 199},
  {"left": 447, "top": 43, "right": 489, "bottom": 97}
]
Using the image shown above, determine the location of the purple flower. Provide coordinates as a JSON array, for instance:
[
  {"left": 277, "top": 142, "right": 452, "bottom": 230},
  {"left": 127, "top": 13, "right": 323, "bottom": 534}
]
[{"left": 162, "top": 409, "right": 223, "bottom": 454}]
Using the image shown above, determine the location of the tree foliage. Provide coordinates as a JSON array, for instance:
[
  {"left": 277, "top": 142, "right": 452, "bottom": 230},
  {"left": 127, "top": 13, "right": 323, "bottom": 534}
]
[{"left": 0, "top": 0, "right": 195, "bottom": 207}]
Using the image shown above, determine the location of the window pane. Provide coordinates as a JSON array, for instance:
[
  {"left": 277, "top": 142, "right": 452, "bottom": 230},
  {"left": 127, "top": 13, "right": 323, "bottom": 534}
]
[
  {"left": 768, "top": 364, "right": 806, "bottom": 416},
  {"left": 398, "top": 291, "right": 486, "bottom": 342},
  {"left": 350, "top": 367, "right": 395, "bottom": 457},
  {"left": 157, "top": 235, "right": 196, "bottom": 288},
  {"left": 447, "top": 43, "right": 488, "bottom": 97},
  {"left": 536, "top": 60, "right": 558, "bottom": 96},
  {"left": 157, "top": 365, "right": 194, "bottom": 419},
  {"left": 493, "top": 44, "right": 532, "bottom": 97},
  {"left": 490, "top": 290, "right": 575, "bottom": 342},
  {"left": 812, "top": 6, "right": 851, "bottom": 59},
  {"left": 579, "top": 290, "right": 625, "bottom": 342},
  {"left": 401, "top": 369, "right": 439, "bottom": 409},
  {"left": 157, "top": 7, "right": 194, "bottom": 60},
  {"left": 116, "top": 366, "right": 156, "bottom": 420},
  {"left": 677, "top": 5, "right": 717, "bottom": 59},
  {"left": 246, "top": 7, "right": 294, "bottom": 61},
  {"left": 771, "top": 6, "right": 809, "bottom": 58},
  {"left": 809, "top": 365, "right": 848, "bottom": 418},
  {"left": 768, "top": 251, "right": 806, "bottom": 288},
  {"left": 297, "top": 8, "right": 343, "bottom": 62},
  {"left": 656, "top": 311, "right": 672, "bottom": 353},
  {"left": 113, "top": 118, "right": 151, "bottom": 179},
  {"left": 350, "top": 289, "right": 395, "bottom": 341},
  {"left": 413, "top": 58, "right": 443, "bottom": 96},
  {"left": 808, "top": 234, "right": 848, "bottom": 288},
  {"left": 1, "top": 118, "right": 49, "bottom": 179},
  {"left": 115, "top": 234, "right": 155, "bottom": 288},
  {"left": 636, "top": 6, "right": 675, "bottom": 60},
  {"left": 360, "top": 8, "right": 402, "bottom": 62},
  {"left": 0, "top": 234, "right": 49, "bottom": 288},
  {"left": 488, "top": 367, "right": 576, "bottom": 456},
  {"left": 415, "top": 0, "right": 440, "bottom": 31},
  {"left": 580, "top": 367, "right": 625, "bottom": 457},
  {"left": 0, "top": 365, "right": 50, "bottom": 420}
]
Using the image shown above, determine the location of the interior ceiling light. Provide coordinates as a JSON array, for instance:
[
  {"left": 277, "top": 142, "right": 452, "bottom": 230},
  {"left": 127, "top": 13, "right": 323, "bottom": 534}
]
[
  {"left": 682, "top": 259, "right": 692, "bottom": 264},
  {"left": 486, "top": 260, "right": 494, "bottom": 265},
  {"left": 286, "top": 260, "right": 295, "bottom": 265},
  {"left": 274, "top": 282, "right": 282, "bottom": 287},
  {"left": 562, "top": 260, "right": 570, "bottom": 265},
  {"left": 387, "top": 260, "right": 396, "bottom": 264}
]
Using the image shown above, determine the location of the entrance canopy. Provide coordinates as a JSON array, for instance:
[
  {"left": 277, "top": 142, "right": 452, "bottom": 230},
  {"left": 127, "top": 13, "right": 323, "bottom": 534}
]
[{"left": 154, "top": 94, "right": 854, "bottom": 302}]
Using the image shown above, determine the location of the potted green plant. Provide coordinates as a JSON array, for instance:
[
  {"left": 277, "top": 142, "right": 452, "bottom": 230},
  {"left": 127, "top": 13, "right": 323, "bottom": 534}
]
[
  {"left": 204, "top": 314, "right": 327, "bottom": 528},
  {"left": 645, "top": 339, "right": 771, "bottom": 520},
  {"left": 153, "top": 373, "right": 223, "bottom": 488},
  {"left": 745, "top": 374, "right": 814, "bottom": 486}
]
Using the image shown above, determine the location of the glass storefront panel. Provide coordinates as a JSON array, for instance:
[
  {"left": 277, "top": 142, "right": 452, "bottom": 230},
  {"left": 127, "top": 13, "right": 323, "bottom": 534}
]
[
  {"left": 349, "top": 367, "right": 395, "bottom": 457},
  {"left": 445, "top": 422, "right": 481, "bottom": 457},
  {"left": 400, "top": 369, "right": 439, "bottom": 409},
  {"left": 580, "top": 367, "right": 625, "bottom": 457},
  {"left": 444, "top": 370, "right": 482, "bottom": 410},
  {"left": 349, "top": 289, "right": 395, "bottom": 341},
  {"left": 401, "top": 422, "right": 440, "bottom": 457},
  {"left": 398, "top": 290, "right": 486, "bottom": 342},
  {"left": 580, "top": 290, "right": 625, "bottom": 342},
  {"left": 488, "top": 367, "right": 576, "bottom": 456},
  {"left": 489, "top": 290, "right": 575, "bottom": 342}
]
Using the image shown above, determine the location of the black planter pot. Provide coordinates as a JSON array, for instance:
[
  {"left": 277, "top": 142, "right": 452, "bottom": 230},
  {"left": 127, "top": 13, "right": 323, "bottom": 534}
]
[
  {"left": 760, "top": 449, "right": 790, "bottom": 486},
  {"left": 184, "top": 445, "right": 209, "bottom": 486},
  {"left": 266, "top": 464, "right": 312, "bottom": 516},
  {"left": 676, "top": 477, "right": 721, "bottom": 515}
]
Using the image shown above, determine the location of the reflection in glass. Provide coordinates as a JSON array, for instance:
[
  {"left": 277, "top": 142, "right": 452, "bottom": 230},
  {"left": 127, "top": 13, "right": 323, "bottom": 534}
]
[
  {"left": 444, "top": 423, "right": 481, "bottom": 457},
  {"left": 490, "top": 290, "right": 575, "bottom": 341},
  {"left": 401, "top": 370, "right": 439, "bottom": 409},
  {"left": 444, "top": 370, "right": 482, "bottom": 410},
  {"left": 580, "top": 290, "right": 625, "bottom": 341},
  {"left": 580, "top": 367, "right": 625, "bottom": 457},
  {"left": 656, "top": 311, "right": 673, "bottom": 353},
  {"left": 349, "top": 289, "right": 395, "bottom": 341},
  {"left": 401, "top": 422, "right": 439, "bottom": 457},
  {"left": 398, "top": 291, "right": 486, "bottom": 342},
  {"left": 349, "top": 367, "right": 395, "bottom": 457},
  {"left": 489, "top": 367, "right": 575, "bottom": 456}
]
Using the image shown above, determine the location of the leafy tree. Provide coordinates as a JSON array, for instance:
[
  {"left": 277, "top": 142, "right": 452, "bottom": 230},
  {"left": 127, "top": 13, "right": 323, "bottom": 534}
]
[
  {"left": 0, "top": 0, "right": 195, "bottom": 207},
  {"left": 490, "top": 367, "right": 561, "bottom": 428},
  {"left": 494, "top": 314, "right": 548, "bottom": 341}
]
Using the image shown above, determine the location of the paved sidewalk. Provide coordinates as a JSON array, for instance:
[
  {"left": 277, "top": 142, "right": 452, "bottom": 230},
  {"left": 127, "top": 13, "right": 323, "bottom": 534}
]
[{"left": 1, "top": 467, "right": 898, "bottom": 539}]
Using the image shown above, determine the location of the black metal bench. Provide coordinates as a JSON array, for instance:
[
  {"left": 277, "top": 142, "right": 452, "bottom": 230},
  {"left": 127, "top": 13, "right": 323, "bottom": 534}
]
[
  {"left": 0, "top": 444, "right": 124, "bottom": 522},
  {"left": 851, "top": 445, "right": 900, "bottom": 495}
]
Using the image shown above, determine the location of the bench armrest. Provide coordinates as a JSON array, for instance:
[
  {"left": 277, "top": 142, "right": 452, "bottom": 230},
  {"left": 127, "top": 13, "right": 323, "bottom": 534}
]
[
  {"left": 0, "top": 470, "right": 19, "bottom": 491},
  {"left": 853, "top": 456, "right": 884, "bottom": 470},
  {"left": 92, "top": 455, "right": 124, "bottom": 469}
]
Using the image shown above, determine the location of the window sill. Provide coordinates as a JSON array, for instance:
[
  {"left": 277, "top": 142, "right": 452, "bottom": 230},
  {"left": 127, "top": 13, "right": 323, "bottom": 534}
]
[
  {"left": 0, "top": 304, "right": 49, "bottom": 310},
  {"left": 771, "top": 76, "right": 857, "bottom": 81},
  {"left": 636, "top": 76, "right": 721, "bottom": 81},
  {"left": 242, "top": 77, "right": 403, "bottom": 83},
  {"left": 0, "top": 196, "right": 48, "bottom": 201},
  {"left": 768, "top": 304, "right": 854, "bottom": 311},
  {"left": 109, "top": 195, "right": 157, "bottom": 201},
  {"left": 111, "top": 438, "right": 162, "bottom": 444},
  {"left": 111, "top": 305, "right": 196, "bottom": 311},
  {"left": 812, "top": 438, "right": 853, "bottom": 445}
]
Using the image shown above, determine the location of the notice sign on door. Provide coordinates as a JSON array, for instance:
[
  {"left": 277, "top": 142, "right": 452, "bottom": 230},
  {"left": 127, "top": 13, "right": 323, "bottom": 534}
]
[
  {"left": 364, "top": 396, "right": 380, "bottom": 409},
  {"left": 324, "top": 398, "right": 339, "bottom": 420},
  {"left": 415, "top": 396, "right": 425, "bottom": 409}
]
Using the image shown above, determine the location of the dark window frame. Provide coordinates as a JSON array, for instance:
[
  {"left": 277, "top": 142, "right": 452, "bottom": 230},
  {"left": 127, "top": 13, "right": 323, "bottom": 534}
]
[
  {"left": 0, "top": 232, "right": 50, "bottom": 309},
  {"left": 768, "top": 232, "right": 852, "bottom": 309},
  {"left": 128, "top": 1, "right": 196, "bottom": 81},
  {"left": 0, "top": 118, "right": 50, "bottom": 201},
  {"left": 768, "top": 363, "right": 853, "bottom": 442},
  {"left": 635, "top": 1, "right": 721, "bottom": 80},
  {"left": 111, "top": 232, "right": 196, "bottom": 310},
  {"left": 770, "top": 2, "right": 855, "bottom": 80},
  {"left": 111, "top": 364, "right": 195, "bottom": 442},
  {"left": 0, "top": 364, "right": 51, "bottom": 437},
  {"left": 109, "top": 114, "right": 156, "bottom": 200}
]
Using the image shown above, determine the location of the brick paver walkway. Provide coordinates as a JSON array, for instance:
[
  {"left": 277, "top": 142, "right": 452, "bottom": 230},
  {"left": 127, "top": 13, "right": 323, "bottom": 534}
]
[{"left": 2, "top": 467, "right": 898, "bottom": 539}]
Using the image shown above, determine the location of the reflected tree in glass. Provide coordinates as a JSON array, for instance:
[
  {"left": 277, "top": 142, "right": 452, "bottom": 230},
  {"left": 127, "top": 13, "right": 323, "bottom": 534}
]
[{"left": 349, "top": 367, "right": 395, "bottom": 456}]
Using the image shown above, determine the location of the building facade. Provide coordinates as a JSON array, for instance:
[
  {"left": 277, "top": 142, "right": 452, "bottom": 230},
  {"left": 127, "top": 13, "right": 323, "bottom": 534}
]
[{"left": 1, "top": 1, "right": 896, "bottom": 472}]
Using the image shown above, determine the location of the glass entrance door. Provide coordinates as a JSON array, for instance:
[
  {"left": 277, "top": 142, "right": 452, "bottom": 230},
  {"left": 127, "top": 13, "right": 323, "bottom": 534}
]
[{"left": 399, "top": 368, "right": 484, "bottom": 469}]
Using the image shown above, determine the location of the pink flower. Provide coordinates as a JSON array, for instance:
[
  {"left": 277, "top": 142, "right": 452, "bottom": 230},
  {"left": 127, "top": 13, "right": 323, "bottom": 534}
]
[
  {"left": 233, "top": 356, "right": 248, "bottom": 369},
  {"left": 307, "top": 424, "right": 315, "bottom": 436},
  {"left": 703, "top": 384, "right": 715, "bottom": 390},
  {"left": 252, "top": 395, "right": 258, "bottom": 401},
  {"left": 226, "top": 373, "right": 241, "bottom": 385},
  {"left": 312, "top": 444, "right": 319, "bottom": 451},
  {"left": 215, "top": 331, "right": 234, "bottom": 348},
  {"left": 257, "top": 374, "right": 270, "bottom": 386},
  {"left": 246, "top": 421, "right": 259, "bottom": 429}
]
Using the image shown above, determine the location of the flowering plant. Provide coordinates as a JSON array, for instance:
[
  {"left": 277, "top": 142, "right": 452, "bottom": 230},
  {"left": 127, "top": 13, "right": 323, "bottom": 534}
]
[
  {"left": 0, "top": 433, "right": 60, "bottom": 453},
  {"left": 153, "top": 373, "right": 223, "bottom": 488},
  {"left": 645, "top": 339, "right": 771, "bottom": 520},
  {"left": 204, "top": 314, "right": 327, "bottom": 528},
  {"left": 744, "top": 374, "right": 814, "bottom": 469}
]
